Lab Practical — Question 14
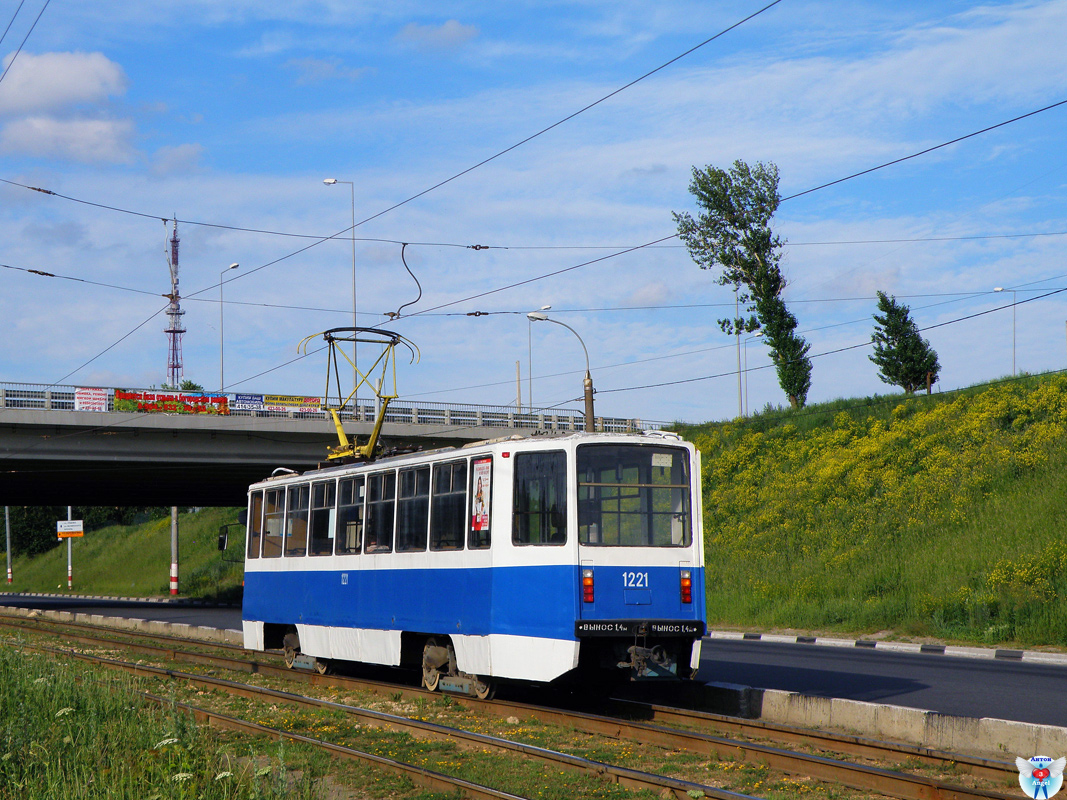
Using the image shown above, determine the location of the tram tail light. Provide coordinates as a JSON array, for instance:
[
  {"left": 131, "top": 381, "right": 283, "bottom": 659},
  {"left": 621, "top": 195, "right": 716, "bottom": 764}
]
[
  {"left": 582, "top": 568, "right": 594, "bottom": 603},
  {"left": 680, "top": 569, "right": 692, "bottom": 604}
]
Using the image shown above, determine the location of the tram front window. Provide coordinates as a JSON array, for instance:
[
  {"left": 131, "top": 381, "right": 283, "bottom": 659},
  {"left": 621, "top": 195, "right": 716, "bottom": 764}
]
[{"left": 577, "top": 444, "right": 691, "bottom": 547}]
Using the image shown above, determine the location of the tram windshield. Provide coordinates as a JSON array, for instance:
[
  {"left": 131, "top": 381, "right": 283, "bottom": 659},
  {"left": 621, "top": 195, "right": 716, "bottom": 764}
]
[{"left": 577, "top": 444, "right": 692, "bottom": 547}]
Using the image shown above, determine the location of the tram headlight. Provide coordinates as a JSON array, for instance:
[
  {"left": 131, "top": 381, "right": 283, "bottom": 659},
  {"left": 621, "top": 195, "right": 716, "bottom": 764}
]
[
  {"left": 680, "top": 569, "right": 692, "bottom": 604},
  {"left": 582, "top": 568, "right": 594, "bottom": 603}
]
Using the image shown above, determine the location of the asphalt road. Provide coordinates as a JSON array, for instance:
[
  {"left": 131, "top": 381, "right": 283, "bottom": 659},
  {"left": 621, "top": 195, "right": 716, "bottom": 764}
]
[
  {"left": 0, "top": 594, "right": 243, "bottom": 631},
  {"left": 2, "top": 595, "right": 1062, "bottom": 727},
  {"left": 700, "top": 638, "right": 1065, "bottom": 727}
]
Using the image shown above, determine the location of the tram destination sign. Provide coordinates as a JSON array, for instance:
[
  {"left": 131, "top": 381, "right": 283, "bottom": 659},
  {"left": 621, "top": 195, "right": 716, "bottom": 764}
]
[
  {"left": 57, "top": 520, "right": 84, "bottom": 539},
  {"left": 574, "top": 620, "right": 705, "bottom": 637}
]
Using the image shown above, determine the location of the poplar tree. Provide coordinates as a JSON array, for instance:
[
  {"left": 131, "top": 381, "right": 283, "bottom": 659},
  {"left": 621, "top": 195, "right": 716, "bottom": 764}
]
[
  {"left": 870, "top": 291, "right": 940, "bottom": 393},
  {"left": 673, "top": 159, "right": 812, "bottom": 408}
]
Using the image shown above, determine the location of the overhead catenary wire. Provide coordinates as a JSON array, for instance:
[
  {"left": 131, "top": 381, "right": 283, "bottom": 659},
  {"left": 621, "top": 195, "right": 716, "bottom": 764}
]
[
  {"left": 594, "top": 288, "right": 1067, "bottom": 396},
  {"left": 0, "top": 0, "right": 27, "bottom": 50},
  {"left": 0, "top": 0, "right": 49, "bottom": 88},
  {"left": 15, "top": 33, "right": 1067, "bottom": 396},
  {"left": 0, "top": 0, "right": 783, "bottom": 301}
]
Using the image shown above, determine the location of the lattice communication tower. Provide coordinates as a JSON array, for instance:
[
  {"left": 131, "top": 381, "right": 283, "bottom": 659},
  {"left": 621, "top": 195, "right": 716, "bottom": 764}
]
[{"left": 164, "top": 217, "right": 185, "bottom": 387}]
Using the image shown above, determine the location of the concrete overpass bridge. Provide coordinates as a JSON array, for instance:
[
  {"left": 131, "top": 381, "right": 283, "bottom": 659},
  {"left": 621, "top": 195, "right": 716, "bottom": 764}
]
[{"left": 0, "top": 382, "right": 655, "bottom": 506}]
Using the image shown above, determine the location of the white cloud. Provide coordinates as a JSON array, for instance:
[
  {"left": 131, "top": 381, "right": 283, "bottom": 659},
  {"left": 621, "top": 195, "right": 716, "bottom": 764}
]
[
  {"left": 397, "top": 20, "right": 479, "bottom": 50},
  {"left": 151, "top": 143, "right": 205, "bottom": 175},
  {"left": 0, "top": 117, "right": 136, "bottom": 163},
  {"left": 284, "top": 57, "right": 372, "bottom": 85},
  {"left": 0, "top": 51, "right": 128, "bottom": 116}
]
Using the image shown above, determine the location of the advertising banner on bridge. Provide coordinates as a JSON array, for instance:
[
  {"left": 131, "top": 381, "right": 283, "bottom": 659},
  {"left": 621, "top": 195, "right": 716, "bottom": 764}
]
[
  {"left": 113, "top": 389, "right": 230, "bottom": 415},
  {"left": 228, "top": 394, "right": 322, "bottom": 413},
  {"left": 263, "top": 394, "right": 322, "bottom": 413},
  {"left": 74, "top": 387, "right": 109, "bottom": 412},
  {"left": 231, "top": 393, "right": 264, "bottom": 411}
]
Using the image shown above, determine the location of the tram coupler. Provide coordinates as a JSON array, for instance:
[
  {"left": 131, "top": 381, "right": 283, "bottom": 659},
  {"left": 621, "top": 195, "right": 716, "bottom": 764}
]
[
  {"left": 438, "top": 675, "right": 478, "bottom": 696},
  {"left": 617, "top": 644, "right": 678, "bottom": 680},
  {"left": 290, "top": 654, "right": 319, "bottom": 671}
]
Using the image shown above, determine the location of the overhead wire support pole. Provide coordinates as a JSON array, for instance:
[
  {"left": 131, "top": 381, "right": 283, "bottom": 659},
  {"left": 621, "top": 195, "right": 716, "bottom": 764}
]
[{"left": 4, "top": 506, "right": 10, "bottom": 584}]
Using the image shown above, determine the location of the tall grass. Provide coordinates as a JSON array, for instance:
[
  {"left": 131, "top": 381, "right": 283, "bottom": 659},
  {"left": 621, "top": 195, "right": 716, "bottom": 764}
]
[
  {"left": 677, "top": 372, "right": 1067, "bottom": 645},
  {"left": 2, "top": 507, "right": 244, "bottom": 601},
  {"left": 0, "top": 647, "right": 317, "bottom": 798}
]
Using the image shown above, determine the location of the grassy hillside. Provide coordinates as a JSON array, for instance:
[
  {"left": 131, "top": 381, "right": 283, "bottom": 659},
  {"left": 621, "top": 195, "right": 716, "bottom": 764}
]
[
  {"left": 1, "top": 507, "right": 244, "bottom": 602},
  {"left": 673, "top": 372, "right": 1067, "bottom": 647}
]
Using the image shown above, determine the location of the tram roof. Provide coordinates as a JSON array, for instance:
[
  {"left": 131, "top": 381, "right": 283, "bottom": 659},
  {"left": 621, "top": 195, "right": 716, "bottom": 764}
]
[{"left": 251, "top": 429, "right": 686, "bottom": 487}]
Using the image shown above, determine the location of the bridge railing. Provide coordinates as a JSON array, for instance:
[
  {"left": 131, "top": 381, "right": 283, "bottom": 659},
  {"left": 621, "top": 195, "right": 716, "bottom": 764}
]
[{"left": 0, "top": 382, "right": 663, "bottom": 434}]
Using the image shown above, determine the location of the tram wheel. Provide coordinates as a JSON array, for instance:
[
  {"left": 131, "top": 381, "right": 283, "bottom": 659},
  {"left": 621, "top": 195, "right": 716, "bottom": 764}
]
[
  {"left": 283, "top": 646, "right": 297, "bottom": 669},
  {"left": 314, "top": 659, "right": 330, "bottom": 675},
  {"left": 422, "top": 638, "right": 441, "bottom": 692},
  {"left": 473, "top": 678, "right": 495, "bottom": 701}
]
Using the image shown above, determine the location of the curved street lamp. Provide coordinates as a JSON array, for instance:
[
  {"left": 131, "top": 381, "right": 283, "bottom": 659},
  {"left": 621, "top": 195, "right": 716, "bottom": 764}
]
[{"left": 527, "top": 311, "right": 594, "bottom": 431}]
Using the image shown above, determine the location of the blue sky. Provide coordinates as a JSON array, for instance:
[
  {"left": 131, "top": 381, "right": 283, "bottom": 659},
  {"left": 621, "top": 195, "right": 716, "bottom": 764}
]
[{"left": 1, "top": 0, "right": 1066, "bottom": 424}]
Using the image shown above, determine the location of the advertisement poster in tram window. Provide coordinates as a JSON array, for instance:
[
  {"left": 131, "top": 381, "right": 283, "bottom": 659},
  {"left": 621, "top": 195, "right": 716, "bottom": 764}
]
[
  {"left": 471, "top": 458, "right": 491, "bottom": 532},
  {"left": 74, "top": 387, "right": 109, "bottom": 412}
]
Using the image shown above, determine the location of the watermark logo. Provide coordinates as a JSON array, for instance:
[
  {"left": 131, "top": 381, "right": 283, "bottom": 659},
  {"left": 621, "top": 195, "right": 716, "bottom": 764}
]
[{"left": 1016, "top": 756, "right": 1066, "bottom": 799}]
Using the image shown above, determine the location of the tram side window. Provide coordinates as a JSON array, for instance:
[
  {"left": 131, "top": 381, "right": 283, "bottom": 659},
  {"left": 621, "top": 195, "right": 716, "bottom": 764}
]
[
  {"left": 262, "top": 488, "right": 284, "bottom": 558},
  {"left": 431, "top": 460, "right": 467, "bottom": 550},
  {"left": 308, "top": 480, "right": 337, "bottom": 556},
  {"left": 364, "top": 471, "right": 396, "bottom": 553},
  {"left": 469, "top": 457, "right": 492, "bottom": 549},
  {"left": 513, "top": 451, "right": 567, "bottom": 545},
  {"left": 335, "top": 476, "right": 364, "bottom": 555},
  {"left": 285, "top": 484, "right": 310, "bottom": 556},
  {"left": 247, "top": 491, "right": 264, "bottom": 559},
  {"left": 396, "top": 466, "right": 430, "bottom": 552}
]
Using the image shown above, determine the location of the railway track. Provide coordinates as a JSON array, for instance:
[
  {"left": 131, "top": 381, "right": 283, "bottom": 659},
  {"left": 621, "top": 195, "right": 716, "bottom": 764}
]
[{"left": 0, "top": 613, "right": 1023, "bottom": 800}]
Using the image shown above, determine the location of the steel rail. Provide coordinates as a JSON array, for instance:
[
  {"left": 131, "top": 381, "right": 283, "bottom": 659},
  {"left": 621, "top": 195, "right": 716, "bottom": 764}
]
[
  {"left": 604, "top": 698, "right": 1015, "bottom": 783},
  {"left": 3, "top": 618, "right": 1021, "bottom": 800},
  {"left": 140, "top": 692, "right": 529, "bottom": 800},
  {"left": 31, "top": 644, "right": 755, "bottom": 800}
]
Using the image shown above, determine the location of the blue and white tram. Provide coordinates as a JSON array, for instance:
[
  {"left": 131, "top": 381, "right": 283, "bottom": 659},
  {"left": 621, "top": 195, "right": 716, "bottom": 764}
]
[{"left": 240, "top": 430, "right": 706, "bottom": 696}]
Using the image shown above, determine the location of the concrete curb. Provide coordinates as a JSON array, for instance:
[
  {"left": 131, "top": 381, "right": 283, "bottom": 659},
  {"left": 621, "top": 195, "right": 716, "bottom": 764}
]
[
  {"left": 714, "top": 681, "right": 1067, "bottom": 758},
  {"left": 0, "top": 591, "right": 239, "bottom": 608},
  {"left": 708, "top": 629, "right": 1067, "bottom": 666},
  {"left": 0, "top": 604, "right": 243, "bottom": 645}
]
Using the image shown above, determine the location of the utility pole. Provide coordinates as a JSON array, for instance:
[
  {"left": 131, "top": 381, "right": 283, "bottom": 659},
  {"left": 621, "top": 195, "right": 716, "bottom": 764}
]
[
  {"left": 66, "top": 506, "right": 72, "bottom": 590},
  {"left": 4, "top": 506, "right": 11, "bottom": 584},
  {"left": 170, "top": 507, "right": 179, "bottom": 596}
]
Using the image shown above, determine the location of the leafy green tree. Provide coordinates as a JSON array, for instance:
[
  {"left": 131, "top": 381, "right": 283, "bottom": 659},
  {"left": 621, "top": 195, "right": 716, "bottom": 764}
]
[
  {"left": 673, "top": 159, "right": 813, "bottom": 408},
  {"left": 870, "top": 291, "right": 941, "bottom": 393}
]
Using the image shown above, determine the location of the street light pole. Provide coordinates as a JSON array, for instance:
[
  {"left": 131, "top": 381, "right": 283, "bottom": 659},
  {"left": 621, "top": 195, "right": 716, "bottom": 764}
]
[
  {"left": 994, "top": 287, "right": 1016, "bottom": 376},
  {"left": 325, "top": 178, "right": 358, "bottom": 409},
  {"left": 744, "top": 330, "right": 764, "bottom": 416},
  {"left": 219, "top": 263, "right": 239, "bottom": 392},
  {"left": 527, "top": 304, "right": 551, "bottom": 410},
  {"left": 527, "top": 311, "right": 594, "bottom": 431},
  {"left": 735, "top": 288, "right": 742, "bottom": 418}
]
